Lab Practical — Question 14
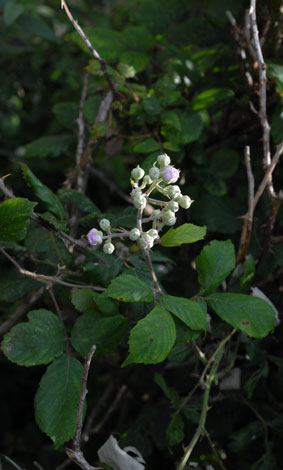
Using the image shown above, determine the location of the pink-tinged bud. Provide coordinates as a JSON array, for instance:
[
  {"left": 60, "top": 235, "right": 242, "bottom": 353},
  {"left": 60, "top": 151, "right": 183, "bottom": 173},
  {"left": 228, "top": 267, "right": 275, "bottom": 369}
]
[
  {"left": 161, "top": 165, "right": 180, "bottom": 184},
  {"left": 87, "top": 228, "right": 103, "bottom": 245}
]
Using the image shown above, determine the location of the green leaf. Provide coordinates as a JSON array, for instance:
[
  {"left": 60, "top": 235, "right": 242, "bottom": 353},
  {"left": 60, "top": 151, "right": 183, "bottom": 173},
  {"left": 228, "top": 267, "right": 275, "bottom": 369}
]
[
  {"left": 166, "top": 414, "right": 184, "bottom": 446},
  {"left": 192, "top": 194, "right": 242, "bottom": 234},
  {"left": 25, "top": 135, "right": 74, "bottom": 159},
  {"left": 57, "top": 189, "right": 99, "bottom": 214},
  {"left": 0, "top": 198, "right": 36, "bottom": 242},
  {"left": 229, "top": 421, "right": 263, "bottom": 453},
  {"left": 34, "top": 355, "right": 83, "bottom": 448},
  {"left": 53, "top": 102, "right": 78, "bottom": 130},
  {"left": 267, "top": 61, "right": 283, "bottom": 90},
  {"left": 204, "top": 178, "right": 227, "bottom": 197},
  {"left": 123, "top": 25, "right": 154, "bottom": 52},
  {"left": 161, "top": 110, "right": 182, "bottom": 131},
  {"left": 154, "top": 372, "right": 179, "bottom": 408},
  {"left": 122, "top": 305, "right": 176, "bottom": 366},
  {"left": 4, "top": 1, "right": 24, "bottom": 25},
  {"left": 120, "top": 51, "right": 150, "bottom": 73},
  {"left": 179, "top": 110, "right": 203, "bottom": 144},
  {"left": 21, "top": 164, "right": 64, "bottom": 220},
  {"left": 143, "top": 96, "right": 163, "bottom": 115},
  {"left": 191, "top": 88, "right": 234, "bottom": 110},
  {"left": 39, "top": 212, "right": 68, "bottom": 231},
  {"left": 0, "top": 276, "right": 40, "bottom": 303},
  {"left": 71, "top": 311, "right": 128, "bottom": 357},
  {"left": 207, "top": 293, "right": 275, "bottom": 338},
  {"left": 106, "top": 274, "right": 154, "bottom": 302},
  {"left": 18, "top": 15, "right": 59, "bottom": 43},
  {"left": 84, "top": 27, "right": 125, "bottom": 61},
  {"left": 2, "top": 310, "right": 65, "bottom": 366},
  {"left": 71, "top": 289, "right": 118, "bottom": 316},
  {"left": 196, "top": 240, "right": 236, "bottom": 294},
  {"left": 159, "top": 223, "right": 206, "bottom": 247},
  {"left": 160, "top": 295, "right": 206, "bottom": 330},
  {"left": 133, "top": 138, "right": 160, "bottom": 154},
  {"left": 91, "top": 121, "right": 109, "bottom": 140},
  {"left": 209, "top": 148, "right": 239, "bottom": 178},
  {"left": 117, "top": 63, "right": 136, "bottom": 78},
  {"left": 84, "top": 251, "right": 123, "bottom": 287}
]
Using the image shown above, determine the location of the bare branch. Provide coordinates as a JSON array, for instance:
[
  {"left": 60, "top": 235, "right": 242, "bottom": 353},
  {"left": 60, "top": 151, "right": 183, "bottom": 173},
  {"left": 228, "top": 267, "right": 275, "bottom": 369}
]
[
  {"left": 253, "top": 141, "right": 283, "bottom": 209},
  {"left": 0, "top": 287, "right": 44, "bottom": 336},
  {"left": 249, "top": 1, "right": 273, "bottom": 192},
  {"left": 0, "top": 247, "right": 105, "bottom": 292},
  {"left": 61, "top": 0, "right": 116, "bottom": 95}
]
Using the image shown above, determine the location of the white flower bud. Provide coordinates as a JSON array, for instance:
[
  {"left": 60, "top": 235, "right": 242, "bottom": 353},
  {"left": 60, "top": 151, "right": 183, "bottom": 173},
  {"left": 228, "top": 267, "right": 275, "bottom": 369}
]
[
  {"left": 129, "top": 228, "right": 141, "bottom": 241},
  {"left": 167, "top": 200, "right": 179, "bottom": 213},
  {"left": 151, "top": 209, "right": 161, "bottom": 218},
  {"left": 99, "top": 218, "right": 111, "bottom": 231},
  {"left": 130, "top": 188, "right": 142, "bottom": 198},
  {"left": 131, "top": 166, "right": 145, "bottom": 181},
  {"left": 166, "top": 185, "right": 181, "bottom": 199},
  {"left": 103, "top": 242, "right": 115, "bottom": 254},
  {"left": 143, "top": 175, "right": 152, "bottom": 185},
  {"left": 147, "top": 229, "right": 159, "bottom": 239},
  {"left": 162, "top": 210, "right": 176, "bottom": 226},
  {"left": 178, "top": 195, "right": 194, "bottom": 209},
  {"left": 149, "top": 167, "right": 160, "bottom": 180},
  {"left": 139, "top": 234, "right": 154, "bottom": 250},
  {"left": 157, "top": 153, "right": 171, "bottom": 167},
  {"left": 133, "top": 194, "right": 147, "bottom": 210}
]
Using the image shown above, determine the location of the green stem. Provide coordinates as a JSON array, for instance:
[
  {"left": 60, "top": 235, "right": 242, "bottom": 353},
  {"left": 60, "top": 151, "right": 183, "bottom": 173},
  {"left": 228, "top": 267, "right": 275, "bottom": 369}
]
[{"left": 176, "top": 329, "right": 236, "bottom": 470}]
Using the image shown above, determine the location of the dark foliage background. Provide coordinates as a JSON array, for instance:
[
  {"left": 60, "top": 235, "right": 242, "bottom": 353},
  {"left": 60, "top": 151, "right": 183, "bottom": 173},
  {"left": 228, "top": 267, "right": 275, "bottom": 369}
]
[{"left": 1, "top": 0, "right": 283, "bottom": 469}]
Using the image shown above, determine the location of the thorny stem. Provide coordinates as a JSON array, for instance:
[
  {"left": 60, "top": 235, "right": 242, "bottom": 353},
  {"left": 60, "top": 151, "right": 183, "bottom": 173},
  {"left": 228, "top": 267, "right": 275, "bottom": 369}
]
[
  {"left": 176, "top": 329, "right": 236, "bottom": 470},
  {"left": 66, "top": 345, "right": 102, "bottom": 470},
  {"left": 73, "top": 345, "right": 96, "bottom": 451}
]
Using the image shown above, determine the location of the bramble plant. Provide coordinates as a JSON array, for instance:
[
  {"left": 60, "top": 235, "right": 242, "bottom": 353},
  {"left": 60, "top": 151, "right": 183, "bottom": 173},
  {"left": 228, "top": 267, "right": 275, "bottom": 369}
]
[{"left": 1, "top": 0, "right": 283, "bottom": 469}]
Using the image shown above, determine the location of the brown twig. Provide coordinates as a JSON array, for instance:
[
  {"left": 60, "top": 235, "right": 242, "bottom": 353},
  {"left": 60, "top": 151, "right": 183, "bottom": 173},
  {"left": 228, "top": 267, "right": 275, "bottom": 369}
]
[
  {"left": 61, "top": 0, "right": 115, "bottom": 95},
  {"left": 0, "top": 247, "right": 105, "bottom": 292},
  {"left": 66, "top": 345, "right": 102, "bottom": 470},
  {"left": 0, "top": 287, "right": 44, "bottom": 336}
]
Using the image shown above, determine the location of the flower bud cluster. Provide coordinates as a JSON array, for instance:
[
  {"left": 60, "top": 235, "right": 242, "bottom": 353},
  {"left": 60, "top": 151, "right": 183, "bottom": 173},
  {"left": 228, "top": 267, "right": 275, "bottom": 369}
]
[{"left": 86, "top": 153, "right": 193, "bottom": 253}]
